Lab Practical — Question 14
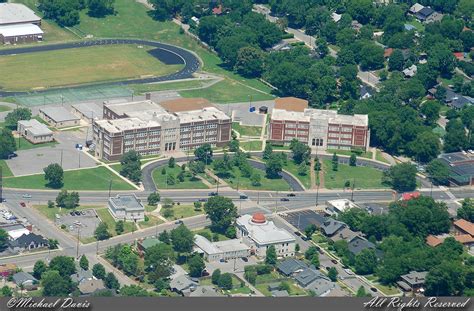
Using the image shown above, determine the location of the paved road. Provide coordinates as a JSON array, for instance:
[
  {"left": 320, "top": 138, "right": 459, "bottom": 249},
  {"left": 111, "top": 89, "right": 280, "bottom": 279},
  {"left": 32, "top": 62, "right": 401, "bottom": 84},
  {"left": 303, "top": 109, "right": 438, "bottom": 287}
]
[{"left": 0, "top": 39, "right": 201, "bottom": 97}]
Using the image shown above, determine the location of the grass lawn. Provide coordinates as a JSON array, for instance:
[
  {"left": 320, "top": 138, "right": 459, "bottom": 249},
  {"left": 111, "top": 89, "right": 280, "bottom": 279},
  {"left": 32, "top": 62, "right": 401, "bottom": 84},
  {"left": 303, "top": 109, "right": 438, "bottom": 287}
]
[
  {"left": 323, "top": 160, "right": 387, "bottom": 189},
  {"left": 0, "top": 160, "right": 13, "bottom": 177},
  {"left": 138, "top": 215, "right": 164, "bottom": 229},
  {"left": 432, "top": 126, "right": 446, "bottom": 138},
  {"left": 180, "top": 79, "right": 275, "bottom": 104},
  {"left": 129, "top": 80, "right": 212, "bottom": 94},
  {"left": 213, "top": 166, "right": 290, "bottom": 191},
  {"left": 152, "top": 165, "right": 209, "bottom": 189},
  {"left": 145, "top": 205, "right": 157, "bottom": 213},
  {"left": 232, "top": 123, "right": 262, "bottom": 137},
  {"left": 34, "top": 204, "right": 103, "bottom": 222},
  {"left": 0, "top": 45, "right": 183, "bottom": 91},
  {"left": 0, "top": 105, "right": 11, "bottom": 112},
  {"left": 96, "top": 208, "right": 136, "bottom": 236},
  {"left": 224, "top": 275, "right": 253, "bottom": 296},
  {"left": 365, "top": 275, "right": 401, "bottom": 296},
  {"left": 162, "top": 205, "right": 203, "bottom": 221},
  {"left": 375, "top": 150, "right": 390, "bottom": 164},
  {"left": 16, "top": 137, "right": 59, "bottom": 151},
  {"left": 240, "top": 141, "right": 263, "bottom": 152},
  {"left": 255, "top": 272, "right": 307, "bottom": 297},
  {"left": 3, "top": 166, "right": 135, "bottom": 190},
  {"left": 282, "top": 160, "right": 311, "bottom": 189},
  {"left": 326, "top": 149, "right": 373, "bottom": 160}
]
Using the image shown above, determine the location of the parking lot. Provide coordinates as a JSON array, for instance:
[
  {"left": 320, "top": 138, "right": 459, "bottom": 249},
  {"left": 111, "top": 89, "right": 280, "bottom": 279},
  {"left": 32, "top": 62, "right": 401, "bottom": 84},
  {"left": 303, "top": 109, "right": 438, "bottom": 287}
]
[
  {"left": 6, "top": 130, "right": 98, "bottom": 176},
  {"left": 57, "top": 209, "right": 100, "bottom": 238},
  {"left": 279, "top": 209, "right": 326, "bottom": 231}
]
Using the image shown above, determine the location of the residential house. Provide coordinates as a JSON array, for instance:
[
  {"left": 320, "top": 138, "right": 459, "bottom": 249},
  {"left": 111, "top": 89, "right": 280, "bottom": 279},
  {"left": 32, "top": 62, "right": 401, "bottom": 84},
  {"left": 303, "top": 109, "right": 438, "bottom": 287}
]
[
  {"left": 71, "top": 269, "right": 94, "bottom": 284},
  {"left": 137, "top": 237, "right": 161, "bottom": 256},
  {"left": 78, "top": 279, "right": 106, "bottom": 295},
  {"left": 294, "top": 266, "right": 328, "bottom": 288},
  {"left": 402, "top": 65, "right": 417, "bottom": 78},
  {"left": 454, "top": 219, "right": 474, "bottom": 237},
  {"left": 8, "top": 233, "right": 48, "bottom": 253},
  {"left": 271, "top": 290, "right": 290, "bottom": 297},
  {"left": 170, "top": 275, "right": 198, "bottom": 296},
  {"left": 427, "top": 233, "right": 474, "bottom": 250},
  {"left": 360, "top": 85, "right": 373, "bottom": 100},
  {"left": 320, "top": 218, "right": 346, "bottom": 237},
  {"left": 445, "top": 89, "right": 474, "bottom": 110},
  {"left": 306, "top": 276, "right": 336, "bottom": 296},
  {"left": 276, "top": 258, "right": 307, "bottom": 277},
  {"left": 12, "top": 272, "right": 37, "bottom": 290},
  {"left": 329, "top": 227, "right": 361, "bottom": 243},
  {"left": 188, "top": 286, "right": 223, "bottom": 297},
  {"left": 408, "top": 3, "right": 424, "bottom": 15},
  {"left": 415, "top": 7, "right": 435, "bottom": 22},
  {"left": 397, "top": 271, "right": 428, "bottom": 293},
  {"left": 347, "top": 236, "right": 377, "bottom": 256}
]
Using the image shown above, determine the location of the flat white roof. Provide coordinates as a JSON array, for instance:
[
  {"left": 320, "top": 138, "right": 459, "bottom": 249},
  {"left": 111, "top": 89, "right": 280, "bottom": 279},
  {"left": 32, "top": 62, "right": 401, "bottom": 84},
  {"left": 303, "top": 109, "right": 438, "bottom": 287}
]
[
  {"left": 237, "top": 214, "right": 295, "bottom": 245},
  {"left": 0, "top": 4, "right": 41, "bottom": 25},
  {"left": 327, "top": 199, "right": 359, "bottom": 213},
  {"left": 194, "top": 235, "right": 250, "bottom": 255},
  {"left": 18, "top": 119, "right": 52, "bottom": 136},
  {"left": 40, "top": 107, "right": 80, "bottom": 122},
  {"left": 271, "top": 108, "right": 368, "bottom": 127},
  {"left": 0, "top": 23, "right": 43, "bottom": 37}
]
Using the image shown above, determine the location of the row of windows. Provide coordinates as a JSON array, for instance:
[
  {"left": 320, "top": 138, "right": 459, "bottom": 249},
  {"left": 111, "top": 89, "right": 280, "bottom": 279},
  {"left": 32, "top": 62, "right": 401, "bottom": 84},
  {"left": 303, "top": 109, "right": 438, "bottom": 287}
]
[
  {"left": 286, "top": 123, "right": 309, "bottom": 129},
  {"left": 329, "top": 126, "right": 353, "bottom": 132}
]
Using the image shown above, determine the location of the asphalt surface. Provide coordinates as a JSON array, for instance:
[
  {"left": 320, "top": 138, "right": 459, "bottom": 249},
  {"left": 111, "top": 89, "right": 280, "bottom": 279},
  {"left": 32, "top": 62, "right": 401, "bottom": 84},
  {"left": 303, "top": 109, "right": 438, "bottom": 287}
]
[{"left": 0, "top": 39, "right": 201, "bottom": 97}]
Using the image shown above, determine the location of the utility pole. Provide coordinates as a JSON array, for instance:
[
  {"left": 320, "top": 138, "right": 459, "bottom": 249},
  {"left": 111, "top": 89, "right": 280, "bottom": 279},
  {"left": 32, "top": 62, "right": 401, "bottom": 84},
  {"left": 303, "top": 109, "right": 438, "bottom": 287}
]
[
  {"left": 108, "top": 179, "right": 112, "bottom": 198},
  {"left": 76, "top": 226, "right": 81, "bottom": 258},
  {"left": 216, "top": 178, "right": 219, "bottom": 195},
  {"left": 257, "top": 192, "right": 260, "bottom": 205},
  {"left": 78, "top": 151, "right": 81, "bottom": 168},
  {"left": 351, "top": 178, "right": 355, "bottom": 202},
  {"left": 60, "top": 149, "right": 63, "bottom": 167}
]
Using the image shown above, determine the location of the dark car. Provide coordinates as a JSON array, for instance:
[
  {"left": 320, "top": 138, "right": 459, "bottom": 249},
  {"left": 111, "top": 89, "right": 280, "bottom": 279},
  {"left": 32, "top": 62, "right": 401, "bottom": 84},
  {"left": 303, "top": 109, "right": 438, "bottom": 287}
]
[
  {"left": 287, "top": 193, "right": 296, "bottom": 197},
  {"left": 202, "top": 270, "right": 210, "bottom": 277},
  {"left": 70, "top": 212, "right": 75, "bottom": 216},
  {"left": 74, "top": 211, "right": 81, "bottom": 216},
  {"left": 198, "top": 198, "right": 208, "bottom": 202},
  {"left": 241, "top": 257, "right": 248, "bottom": 262},
  {"left": 208, "top": 192, "right": 218, "bottom": 196},
  {"left": 239, "top": 194, "right": 248, "bottom": 199},
  {"left": 19, "top": 202, "right": 26, "bottom": 207},
  {"left": 370, "top": 287, "right": 378, "bottom": 293},
  {"left": 280, "top": 198, "right": 290, "bottom": 202},
  {"left": 294, "top": 231, "right": 302, "bottom": 237},
  {"left": 7, "top": 153, "right": 17, "bottom": 159},
  {"left": 331, "top": 259, "right": 338, "bottom": 265}
]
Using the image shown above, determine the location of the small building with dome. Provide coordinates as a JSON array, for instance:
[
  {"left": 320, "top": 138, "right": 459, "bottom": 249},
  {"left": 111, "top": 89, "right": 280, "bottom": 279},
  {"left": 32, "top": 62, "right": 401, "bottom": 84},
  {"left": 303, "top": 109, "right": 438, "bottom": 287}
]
[{"left": 236, "top": 213, "right": 296, "bottom": 258}]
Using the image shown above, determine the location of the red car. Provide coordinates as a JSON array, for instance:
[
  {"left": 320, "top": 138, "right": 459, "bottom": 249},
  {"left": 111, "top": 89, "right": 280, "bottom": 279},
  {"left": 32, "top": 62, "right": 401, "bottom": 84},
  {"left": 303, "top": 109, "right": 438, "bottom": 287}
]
[{"left": 19, "top": 202, "right": 26, "bottom": 207}]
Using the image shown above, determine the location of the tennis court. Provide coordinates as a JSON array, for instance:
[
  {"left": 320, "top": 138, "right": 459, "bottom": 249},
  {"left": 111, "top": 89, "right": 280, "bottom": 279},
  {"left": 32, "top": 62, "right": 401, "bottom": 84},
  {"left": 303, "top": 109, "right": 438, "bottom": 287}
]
[{"left": 14, "top": 84, "right": 133, "bottom": 106}]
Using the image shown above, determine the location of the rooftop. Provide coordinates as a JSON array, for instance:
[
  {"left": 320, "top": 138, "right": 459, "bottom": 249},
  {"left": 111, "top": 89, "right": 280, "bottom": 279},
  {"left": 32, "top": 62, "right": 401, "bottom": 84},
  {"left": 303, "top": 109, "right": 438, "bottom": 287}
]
[
  {"left": 12, "top": 272, "right": 36, "bottom": 286},
  {"left": 94, "top": 117, "right": 161, "bottom": 133},
  {"left": 194, "top": 235, "right": 250, "bottom": 255},
  {"left": 159, "top": 98, "right": 213, "bottom": 112},
  {"left": 277, "top": 258, "right": 307, "bottom": 276},
  {"left": 236, "top": 214, "right": 295, "bottom": 245},
  {"left": 274, "top": 97, "right": 309, "bottom": 112},
  {"left": 348, "top": 236, "right": 376, "bottom": 255},
  {"left": 0, "top": 23, "right": 43, "bottom": 37},
  {"left": 321, "top": 218, "right": 346, "bottom": 236},
  {"left": 327, "top": 199, "right": 359, "bottom": 214},
  {"left": 18, "top": 119, "right": 52, "bottom": 136},
  {"left": 40, "top": 107, "right": 80, "bottom": 122},
  {"left": 400, "top": 271, "right": 428, "bottom": 286},
  {"left": 109, "top": 194, "right": 144, "bottom": 212},
  {"left": 72, "top": 102, "right": 103, "bottom": 120},
  {"left": 454, "top": 219, "right": 474, "bottom": 236},
  {"left": 0, "top": 3, "right": 41, "bottom": 25},
  {"left": 175, "top": 106, "right": 230, "bottom": 124}
]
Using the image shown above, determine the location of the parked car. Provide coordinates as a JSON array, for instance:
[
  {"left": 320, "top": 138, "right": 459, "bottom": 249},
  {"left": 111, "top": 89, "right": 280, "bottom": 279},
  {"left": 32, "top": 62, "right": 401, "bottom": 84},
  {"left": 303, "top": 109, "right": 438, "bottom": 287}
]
[
  {"left": 75, "top": 144, "right": 83, "bottom": 150},
  {"left": 202, "top": 270, "right": 210, "bottom": 277},
  {"left": 219, "top": 259, "right": 227, "bottom": 263},
  {"left": 287, "top": 193, "right": 296, "bottom": 197},
  {"left": 280, "top": 198, "right": 290, "bottom": 202},
  {"left": 19, "top": 202, "right": 26, "bottom": 207},
  {"left": 7, "top": 153, "right": 17, "bottom": 159},
  {"left": 331, "top": 259, "right": 338, "bottom": 264},
  {"left": 70, "top": 212, "right": 75, "bottom": 216},
  {"left": 175, "top": 220, "right": 184, "bottom": 225},
  {"left": 74, "top": 211, "right": 81, "bottom": 216},
  {"left": 239, "top": 194, "right": 248, "bottom": 199},
  {"left": 370, "top": 287, "right": 378, "bottom": 293},
  {"left": 22, "top": 194, "right": 32, "bottom": 199},
  {"left": 344, "top": 268, "right": 354, "bottom": 275},
  {"left": 208, "top": 192, "right": 218, "bottom": 196},
  {"left": 198, "top": 198, "right": 207, "bottom": 202},
  {"left": 241, "top": 257, "right": 248, "bottom": 262},
  {"left": 294, "top": 231, "right": 302, "bottom": 237}
]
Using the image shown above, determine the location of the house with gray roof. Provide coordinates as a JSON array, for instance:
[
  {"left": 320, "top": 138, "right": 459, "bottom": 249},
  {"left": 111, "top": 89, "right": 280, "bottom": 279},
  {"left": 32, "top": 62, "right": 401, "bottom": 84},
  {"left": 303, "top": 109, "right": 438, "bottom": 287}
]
[
  {"left": 39, "top": 107, "right": 80, "bottom": 128},
  {"left": 12, "top": 272, "right": 37, "bottom": 290},
  {"left": 71, "top": 269, "right": 94, "bottom": 284},
  {"left": 188, "top": 286, "right": 223, "bottom": 297},
  {"left": 8, "top": 233, "right": 48, "bottom": 253},
  {"left": 194, "top": 235, "right": 250, "bottom": 262},
  {"left": 330, "top": 227, "right": 361, "bottom": 243},
  {"left": 170, "top": 275, "right": 198, "bottom": 296},
  {"left": 347, "top": 236, "right": 377, "bottom": 256},
  {"left": 277, "top": 258, "right": 307, "bottom": 276},
  {"left": 306, "top": 276, "right": 335, "bottom": 296},
  {"left": 294, "top": 267, "right": 328, "bottom": 288},
  {"left": 397, "top": 271, "right": 428, "bottom": 292},
  {"left": 320, "top": 218, "right": 346, "bottom": 237},
  {"left": 78, "top": 279, "right": 106, "bottom": 295},
  {"left": 271, "top": 290, "right": 290, "bottom": 297},
  {"left": 108, "top": 194, "right": 145, "bottom": 222}
]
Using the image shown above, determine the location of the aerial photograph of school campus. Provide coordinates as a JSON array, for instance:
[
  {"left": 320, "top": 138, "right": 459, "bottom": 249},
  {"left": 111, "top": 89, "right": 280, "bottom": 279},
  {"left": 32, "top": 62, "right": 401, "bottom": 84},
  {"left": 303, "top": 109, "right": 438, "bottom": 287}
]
[{"left": 0, "top": 0, "right": 472, "bottom": 302}]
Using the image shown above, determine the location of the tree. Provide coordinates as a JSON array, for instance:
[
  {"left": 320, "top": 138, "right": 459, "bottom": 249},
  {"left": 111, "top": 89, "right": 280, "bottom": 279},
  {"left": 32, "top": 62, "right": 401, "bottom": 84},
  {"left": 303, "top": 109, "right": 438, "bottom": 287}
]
[
  {"left": 104, "top": 272, "right": 120, "bottom": 290},
  {"left": 263, "top": 143, "right": 273, "bottom": 160},
  {"left": 0, "top": 286, "right": 12, "bottom": 297},
  {"left": 265, "top": 245, "right": 277, "bottom": 265},
  {"left": 425, "top": 261, "right": 465, "bottom": 296},
  {"left": 354, "top": 249, "right": 377, "bottom": 275},
  {"left": 49, "top": 256, "right": 76, "bottom": 278},
  {"left": 327, "top": 267, "right": 338, "bottom": 282},
  {"left": 250, "top": 172, "right": 262, "bottom": 186},
  {"left": 458, "top": 199, "right": 474, "bottom": 222},
  {"left": 33, "top": 260, "right": 48, "bottom": 280},
  {"left": 290, "top": 139, "right": 310, "bottom": 164},
  {"left": 188, "top": 253, "right": 206, "bottom": 277},
  {"left": 212, "top": 269, "right": 221, "bottom": 285},
  {"left": 420, "top": 101, "right": 441, "bottom": 125},
  {"left": 144, "top": 243, "right": 175, "bottom": 282},
  {"left": 120, "top": 285, "right": 149, "bottom": 297},
  {"left": 120, "top": 151, "right": 142, "bottom": 184},
  {"left": 194, "top": 144, "right": 213, "bottom": 164},
  {"left": 204, "top": 196, "right": 238, "bottom": 233},
  {"left": 147, "top": 192, "right": 160, "bottom": 206},
  {"left": 305, "top": 246, "right": 319, "bottom": 260},
  {"left": 41, "top": 270, "right": 73, "bottom": 297},
  {"left": 349, "top": 154, "right": 357, "bottom": 167},
  {"left": 115, "top": 220, "right": 124, "bottom": 235},
  {"left": 79, "top": 254, "right": 89, "bottom": 271},
  {"left": 95, "top": 222, "right": 111, "bottom": 241},
  {"left": 359, "top": 43, "right": 385, "bottom": 71},
  {"left": 408, "top": 132, "right": 441, "bottom": 163},
  {"left": 48, "top": 239, "right": 59, "bottom": 249},
  {"left": 444, "top": 119, "right": 468, "bottom": 152},
  {"left": 332, "top": 153, "right": 339, "bottom": 171},
  {"left": 265, "top": 153, "right": 283, "bottom": 178},
  {"left": 170, "top": 224, "right": 194, "bottom": 253},
  {"left": 218, "top": 273, "right": 233, "bottom": 290},
  {"left": 87, "top": 0, "right": 115, "bottom": 17},
  {"left": 44, "top": 163, "right": 64, "bottom": 188},
  {"left": 388, "top": 49, "right": 404, "bottom": 71},
  {"left": 0, "top": 129, "right": 16, "bottom": 159},
  {"left": 92, "top": 263, "right": 106, "bottom": 279},
  {"left": 168, "top": 157, "right": 175, "bottom": 168},
  {"left": 310, "top": 254, "right": 320, "bottom": 268},
  {"left": 55, "top": 190, "right": 80, "bottom": 209},
  {"left": 234, "top": 46, "right": 265, "bottom": 78},
  {"left": 356, "top": 286, "right": 370, "bottom": 297},
  {"left": 426, "top": 159, "right": 450, "bottom": 186},
  {"left": 382, "top": 163, "right": 417, "bottom": 192},
  {"left": 5, "top": 107, "right": 31, "bottom": 130},
  {"left": 228, "top": 139, "right": 240, "bottom": 152},
  {"left": 154, "top": 278, "right": 169, "bottom": 292},
  {"left": 297, "top": 162, "right": 307, "bottom": 176},
  {"left": 158, "top": 230, "right": 171, "bottom": 244},
  {"left": 0, "top": 229, "right": 7, "bottom": 252}
]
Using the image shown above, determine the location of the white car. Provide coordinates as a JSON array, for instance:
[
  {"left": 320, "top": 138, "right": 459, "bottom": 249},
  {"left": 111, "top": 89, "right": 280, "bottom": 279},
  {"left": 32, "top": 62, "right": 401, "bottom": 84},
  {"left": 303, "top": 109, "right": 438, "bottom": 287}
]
[
  {"left": 22, "top": 194, "right": 32, "bottom": 199},
  {"left": 344, "top": 268, "right": 354, "bottom": 275}
]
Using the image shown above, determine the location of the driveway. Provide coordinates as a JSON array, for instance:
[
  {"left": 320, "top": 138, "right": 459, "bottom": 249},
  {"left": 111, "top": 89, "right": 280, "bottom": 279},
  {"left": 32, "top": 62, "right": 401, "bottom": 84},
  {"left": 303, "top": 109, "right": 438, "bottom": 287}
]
[{"left": 6, "top": 130, "right": 98, "bottom": 176}]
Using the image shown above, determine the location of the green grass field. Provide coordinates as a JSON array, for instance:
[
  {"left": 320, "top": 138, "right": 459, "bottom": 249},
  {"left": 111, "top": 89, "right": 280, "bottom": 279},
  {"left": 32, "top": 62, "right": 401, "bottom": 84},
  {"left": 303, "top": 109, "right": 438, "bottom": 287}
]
[
  {"left": 0, "top": 105, "right": 11, "bottom": 112},
  {"left": 214, "top": 166, "right": 290, "bottom": 191},
  {"left": 96, "top": 208, "right": 136, "bottom": 236},
  {"left": 152, "top": 165, "right": 209, "bottom": 190},
  {"left": 326, "top": 149, "right": 373, "bottom": 160},
  {"left": 16, "top": 137, "right": 59, "bottom": 151},
  {"left": 323, "top": 160, "right": 387, "bottom": 189},
  {"left": 180, "top": 79, "right": 274, "bottom": 104},
  {"left": 240, "top": 141, "right": 263, "bottom": 152},
  {"left": 193, "top": 228, "right": 229, "bottom": 241},
  {"left": 0, "top": 45, "right": 182, "bottom": 91},
  {"left": 3, "top": 166, "right": 135, "bottom": 190},
  {"left": 0, "top": 160, "right": 13, "bottom": 177},
  {"left": 128, "top": 80, "right": 211, "bottom": 94},
  {"left": 232, "top": 123, "right": 262, "bottom": 137},
  {"left": 138, "top": 215, "right": 164, "bottom": 229},
  {"left": 282, "top": 160, "right": 311, "bottom": 189},
  {"left": 162, "top": 205, "right": 204, "bottom": 221}
]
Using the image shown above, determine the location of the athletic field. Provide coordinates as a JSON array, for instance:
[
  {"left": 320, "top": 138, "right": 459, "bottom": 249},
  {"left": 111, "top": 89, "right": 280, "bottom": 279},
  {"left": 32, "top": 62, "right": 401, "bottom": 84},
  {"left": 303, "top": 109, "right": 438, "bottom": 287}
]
[{"left": 0, "top": 45, "right": 183, "bottom": 91}]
